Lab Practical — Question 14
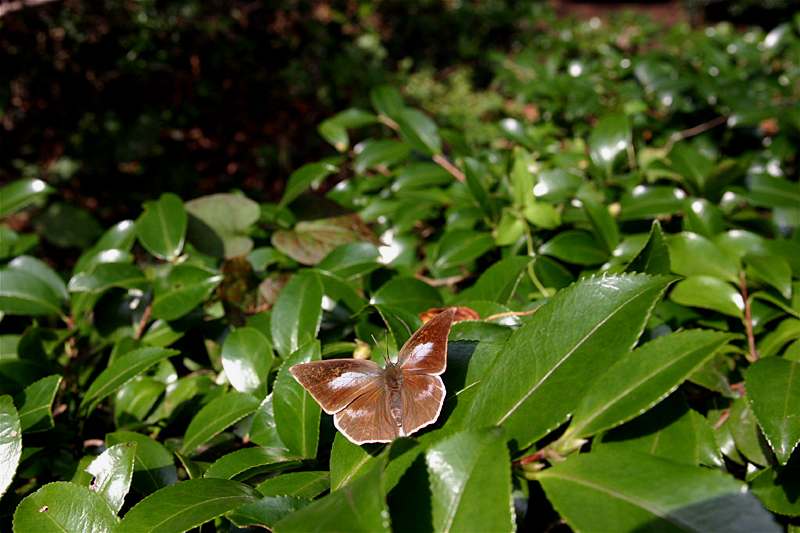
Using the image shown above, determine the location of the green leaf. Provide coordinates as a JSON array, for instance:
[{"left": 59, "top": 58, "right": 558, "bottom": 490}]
[
  {"left": 279, "top": 162, "right": 339, "bottom": 211},
  {"left": 0, "top": 269, "right": 64, "bottom": 316},
  {"left": 151, "top": 264, "right": 223, "bottom": 321},
  {"left": 578, "top": 191, "right": 620, "bottom": 254},
  {"left": 274, "top": 452, "right": 389, "bottom": 533},
  {"left": 185, "top": 193, "right": 260, "bottom": 259},
  {"left": 255, "top": 471, "right": 330, "bottom": 499},
  {"left": 316, "top": 242, "right": 380, "bottom": 281},
  {"left": 80, "top": 347, "right": 179, "bottom": 415},
  {"left": 13, "top": 482, "right": 119, "bottom": 532},
  {"left": 354, "top": 139, "right": 411, "bottom": 174},
  {"left": 67, "top": 263, "right": 149, "bottom": 294},
  {"left": 228, "top": 496, "right": 313, "bottom": 530},
  {"left": 221, "top": 327, "right": 273, "bottom": 398},
  {"left": 538, "top": 451, "right": 780, "bottom": 533},
  {"left": 741, "top": 174, "right": 800, "bottom": 208},
  {"left": 0, "top": 178, "right": 55, "bottom": 218},
  {"left": 750, "top": 463, "right": 800, "bottom": 516},
  {"left": 670, "top": 276, "right": 744, "bottom": 318},
  {"left": 370, "top": 85, "right": 405, "bottom": 118},
  {"left": 106, "top": 431, "right": 178, "bottom": 495},
  {"left": 330, "top": 432, "right": 385, "bottom": 490},
  {"left": 626, "top": 220, "right": 671, "bottom": 276},
  {"left": 567, "top": 330, "right": 735, "bottom": 438},
  {"left": 682, "top": 197, "right": 725, "bottom": 238},
  {"left": 393, "top": 163, "right": 452, "bottom": 192},
  {"left": 588, "top": 113, "right": 631, "bottom": 177},
  {"left": 595, "top": 391, "right": 723, "bottom": 468},
  {"left": 465, "top": 273, "right": 676, "bottom": 452},
  {"left": 13, "top": 374, "right": 62, "bottom": 433},
  {"left": 618, "top": 185, "right": 686, "bottom": 221},
  {"left": 114, "top": 377, "right": 166, "bottom": 429},
  {"left": 669, "top": 143, "right": 714, "bottom": 195},
  {"left": 85, "top": 442, "right": 137, "bottom": 514},
  {"left": 116, "top": 478, "right": 262, "bottom": 533},
  {"left": 668, "top": 232, "right": 741, "bottom": 283},
  {"left": 180, "top": 391, "right": 260, "bottom": 456},
  {"left": 395, "top": 108, "right": 442, "bottom": 155},
  {"left": 34, "top": 202, "right": 103, "bottom": 249},
  {"left": 249, "top": 394, "right": 286, "bottom": 448},
  {"left": 273, "top": 340, "right": 321, "bottom": 458},
  {"left": 494, "top": 212, "right": 525, "bottom": 246},
  {"left": 539, "top": 230, "right": 608, "bottom": 266},
  {"left": 456, "top": 255, "right": 531, "bottom": 306},
  {"left": 728, "top": 394, "right": 772, "bottom": 467},
  {"left": 426, "top": 428, "right": 514, "bottom": 533},
  {"left": 433, "top": 230, "right": 494, "bottom": 271},
  {"left": 319, "top": 108, "right": 379, "bottom": 151},
  {"left": 7, "top": 256, "right": 69, "bottom": 302},
  {"left": 746, "top": 357, "right": 800, "bottom": 464},
  {"left": 137, "top": 193, "right": 187, "bottom": 261},
  {"left": 204, "top": 447, "right": 302, "bottom": 480},
  {"left": 522, "top": 201, "right": 561, "bottom": 229},
  {"left": 746, "top": 251, "right": 792, "bottom": 300},
  {"left": 272, "top": 216, "right": 376, "bottom": 266},
  {"left": 0, "top": 395, "right": 22, "bottom": 498},
  {"left": 370, "top": 276, "right": 443, "bottom": 314},
  {"left": 270, "top": 271, "right": 323, "bottom": 358}
]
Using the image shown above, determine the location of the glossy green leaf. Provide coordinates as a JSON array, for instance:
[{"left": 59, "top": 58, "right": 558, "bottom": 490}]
[
  {"left": 393, "top": 163, "right": 452, "bottom": 192},
  {"left": 746, "top": 251, "right": 792, "bottom": 300},
  {"left": 588, "top": 113, "right": 631, "bottom": 177},
  {"left": 85, "top": 442, "right": 137, "bottom": 513},
  {"left": 746, "top": 357, "right": 800, "bottom": 464},
  {"left": 426, "top": 427, "right": 514, "bottom": 533},
  {"left": 255, "top": 471, "right": 330, "bottom": 499},
  {"left": 433, "top": 230, "right": 494, "bottom": 271},
  {"left": 13, "top": 374, "right": 62, "bottom": 433},
  {"left": 465, "top": 273, "right": 676, "bottom": 452},
  {"left": 114, "top": 377, "right": 166, "bottom": 429},
  {"left": 370, "top": 276, "right": 442, "bottom": 314},
  {"left": 0, "top": 178, "right": 55, "bottom": 218},
  {"left": 67, "top": 263, "right": 149, "bottom": 294},
  {"left": 0, "top": 395, "right": 22, "bottom": 498},
  {"left": 273, "top": 340, "right": 321, "bottom": 458},
  {"left": 116, "top": 478, "right": 261, "bottom": 533},
  {"left": 249, "top": 394, "right": 286, "bottom": 448},
  {"left": 93, "top": 219, "right": 138, "bottom": 252},
  {"left": 270, "top": 271, "right": 323, "bottom": 358},
  {"left": 0, "top": 269, "right": 64, "bottom": 316},
  {"left": 456, "top": 255, "right": 531, "bottom": 306},
  {"left": 683, "top": 197, "right": 725, "bottom": 238},
  {"left": 34, "top": 202, "right": 103, "bottom": 249},
  {"left": 279, "top": 162, "right": 339, "bottom": 211},
  {"left": 742, "top": 174, "right": 800, "bottom": 208},
  {"left": 354, "top": 139, "right": 411, "bottom": 174},
  {"left": 13, "top": 482, "right": 119, "bottom": 532},
  {"left": 105, "top": 430, "right": 177, "bottom": 495},
  {"left": 151, "top": 264, "right": 223, "bottom": 321},
  {"left": 330, "top": 432, "right": 384, "bottom": 490},
  {"left": 395, "top": 108, "right": 442, "bottom": 155},
  {"left": 7, "top": 256, "right": 69, "bottom": 302},
  {"left": 316, "top": 269, "right": 368, "bottom": 313},
  {"left": 316, "top": 242, "right": 380, "bottom": 281},
  {"left": 272, "top": 215, "right": 376, "bottom": 266},
  {"left": 539, "top": 230, "right": 608, "bottom": 266},
  {"left": 494, "top": 212, "right": 525, "bottom": 246},
  {"left": 522, "top": 201, "right": 561, "bottom": 229},
  {"left": 319, "top": 108, "right": 378, "bottom": 150},
  {"left": 568, "top": 330, "right": 735, "bottom": 438},
  {"left": 756, "top": 318, "right": 800, "bottom": 359},
  {"left": 668, "top": 232, "right": 740, "bottom": 283},
  {"left": 728, "top": 394, "right": 772, "bottom": 467},
  {"left": 618, "top": 185, "right": 686, "bottom": 221},
  {"left": 185, "top": 193, "right": 260, "bottom": 259},
  {"left": 205, "top": 446, "right": 302, "bottom": 480},
  {"left": 595, "top": 392, "right": 723, "bottom": 468},
  {"left": 274, "top": 452, "right": 389, "bottom": 533},
  {"left": 750, "top": 464, "right": 800, "bottom": 516},
  {"left": 539, "top": 451, "right": 780, "bottom": 533},
  {"left": 137, "top": 193, "right": 187, "bottom": 261},
  {"left": 180, "top": 391, "right": 260, "bottom": 456},
  {"left": 626, "top": 220, "right": 671, "bottom": 276},
  {"left": 670, "top": 276, "right": 744, "bottom": 318},
  {"left": 578, "top": 191, "right": 620, "bottom": 254},
  {"left": 221, "top": 327, "right": 273, "bottom": 398},
  {"left": 80, "top": 347, "right": 179, "bottom": 415},
  {"left": 370, "top": 85, "right": 405, "bottom": 118},
  {"left": 228, "top": 496, "right": 312, "bottom": 530},
  {"left": 669, "top": 143, "right": 714, "bottom": 195}
]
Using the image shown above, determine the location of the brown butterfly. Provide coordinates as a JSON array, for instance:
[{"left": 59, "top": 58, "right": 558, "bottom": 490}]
[{"left": 290, "top": 308, "right": 456, "bottom": 445}]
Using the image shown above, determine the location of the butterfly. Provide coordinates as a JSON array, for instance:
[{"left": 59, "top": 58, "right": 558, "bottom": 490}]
[{"left": 290, "top": 307, "right": 456, "bottom": 445}]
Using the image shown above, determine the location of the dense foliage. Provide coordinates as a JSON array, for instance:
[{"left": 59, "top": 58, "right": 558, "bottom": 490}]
[{"left": 1, "top": 5, "right": 799, "bottom": 533}]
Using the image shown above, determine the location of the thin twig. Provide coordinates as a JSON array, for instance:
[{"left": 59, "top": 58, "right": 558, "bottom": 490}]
[
  {"left": 739, "top": 271, "right": 758, "bottom": 362},
  {"left": 433, "top": 153, "right": 465, "bottom": 183},
  {"left": 664, "top": 115, "right": 729, "bottom": 152}
]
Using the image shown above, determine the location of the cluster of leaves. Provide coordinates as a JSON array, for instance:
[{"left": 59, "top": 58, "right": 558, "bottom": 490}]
[{"left": 2, "top": 12, "right": 800, "bottom": 533}]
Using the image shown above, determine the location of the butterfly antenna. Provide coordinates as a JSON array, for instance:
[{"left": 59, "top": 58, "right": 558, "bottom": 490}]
[{"left": 370, "top": 333, "right": 391, "bottom": 365}]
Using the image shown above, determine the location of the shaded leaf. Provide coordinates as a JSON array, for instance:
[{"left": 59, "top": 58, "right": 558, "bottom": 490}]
[
  {"left": 185, "top": 193, "right": 260, "bottom": 259},
  {"left": 746, "top": 357, "right": 800, "bottom": 464},
  {"left": 13, "top": 374, "right": 62, "bottom": 433},
  {"left": 137, "top": 193, "right": 187, "bottom": 261},
  {"left": 107, "top": 430, "right": 179, "bottom": 495},
  {"left": 180, "top": 391, "right": 261, "bottom": 456}
]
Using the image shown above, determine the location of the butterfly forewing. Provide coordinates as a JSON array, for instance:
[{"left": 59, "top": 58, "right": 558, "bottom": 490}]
[
  {"left": 396, "top": 307, "right": 456, "bottom": 375},
  {"left": 289, "top": 359, "right": 384, "bottom": 415}
]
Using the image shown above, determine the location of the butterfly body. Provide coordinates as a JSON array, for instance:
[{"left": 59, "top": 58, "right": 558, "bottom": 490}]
[{"left": 290, "top": 308, "right": 456, "bottom": 445}]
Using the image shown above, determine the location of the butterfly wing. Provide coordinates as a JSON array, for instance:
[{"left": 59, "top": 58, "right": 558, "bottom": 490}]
[
  {"left": 289, "top": 359, "right": 384, "bottom": 415},
  {"left": 399, "top": 374, "right": 446, "bottom": 436},
  {"left": 397, "top": 307, "right": 456, "bottom": 375},
  {"left": 333, "top": 385, "right": 399, "bottom": 444}
]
